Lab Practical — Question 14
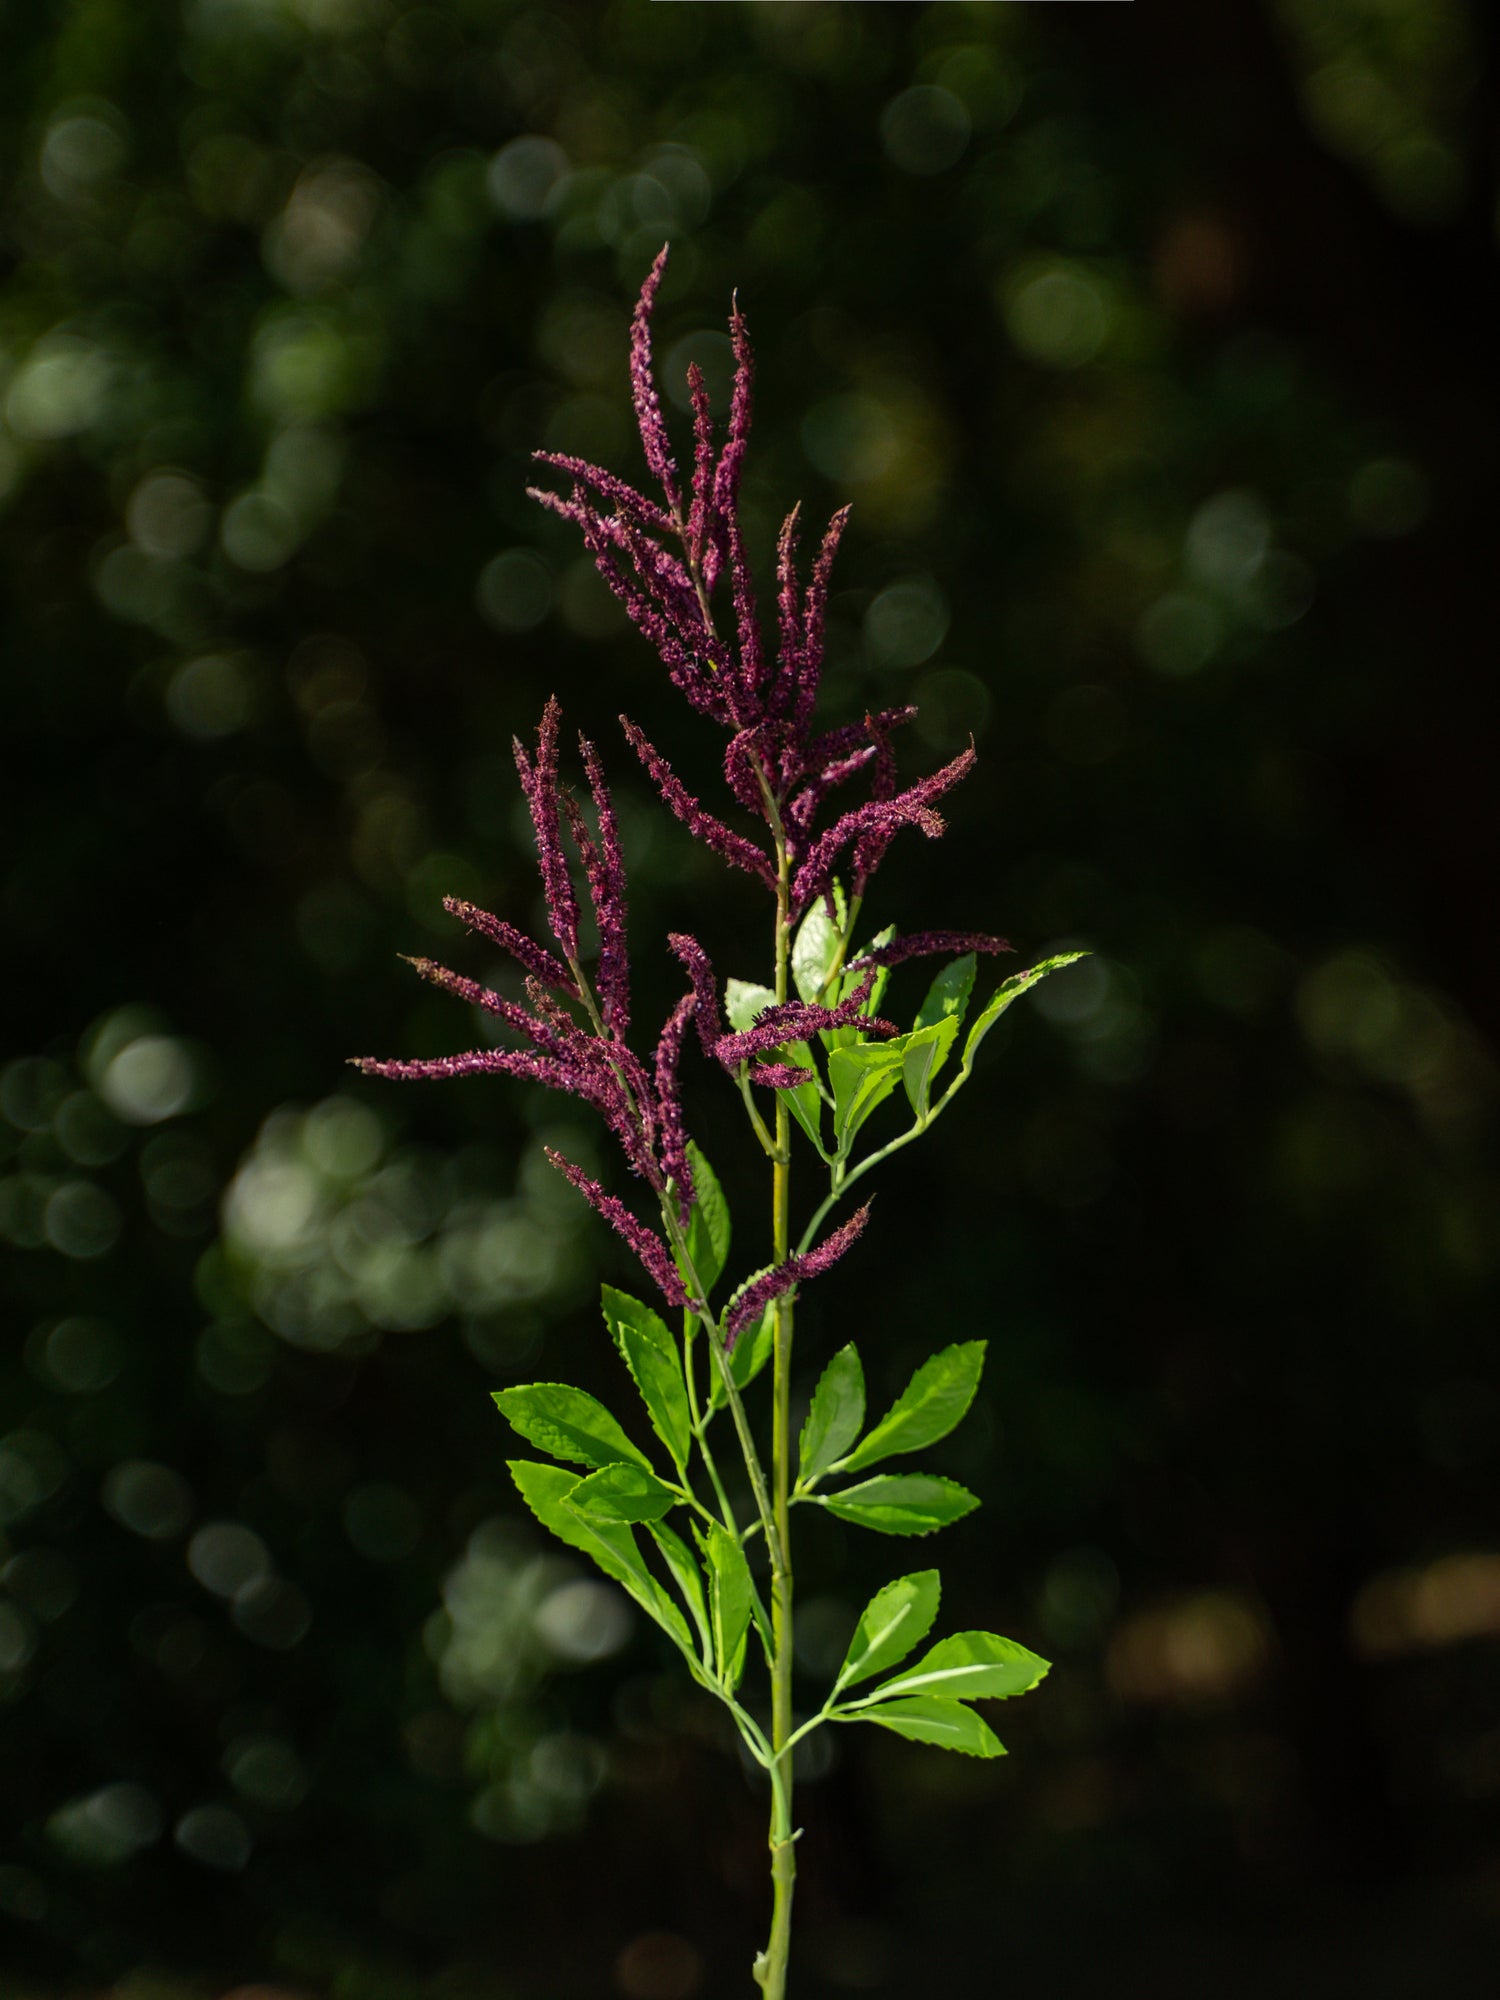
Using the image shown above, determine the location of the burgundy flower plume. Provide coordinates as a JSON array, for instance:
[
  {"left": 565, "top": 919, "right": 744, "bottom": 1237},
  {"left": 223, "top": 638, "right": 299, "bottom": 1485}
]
[
  {"left": 529, "top": 244, "right": 982, "bottom": 917},
  {"left": 713, "top": 974, "right": 898, "bottom": 1089},
  {"left": 351, "top": 702, "right": 701, "bottom": 1310},
  {"left": 361, "top": 251, "right": 1012, "bottom": 1322},
  {"left": 354, "top": 253, "right": 1055, "bottom": 1984},
  {"left": 725, "top": 1205, "right": 872, "bottom": 1345},
  {"left": 847, "top": 930, "right": 1012, "bottom": 972}
]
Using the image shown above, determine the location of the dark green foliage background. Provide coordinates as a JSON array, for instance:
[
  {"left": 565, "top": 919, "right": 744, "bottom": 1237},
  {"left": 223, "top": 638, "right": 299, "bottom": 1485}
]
[{"left": 3, "top": 2, "right": 1498, "bottom": 1995}]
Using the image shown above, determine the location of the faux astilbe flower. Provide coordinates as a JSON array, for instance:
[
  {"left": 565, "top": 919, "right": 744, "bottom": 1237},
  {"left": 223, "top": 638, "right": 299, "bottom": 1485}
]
[
  {"left": 352, "top": 250, "right": 1072, "bottom": 2000},
  {"left": 352, "top": 698, "right": 694, "bottom": 1306},
  {"left": 358, "top": 244, "right": 1001, "bottom": 1319},
  {"left": 530, "top": 244, "right": 983, "bottom": 923}
]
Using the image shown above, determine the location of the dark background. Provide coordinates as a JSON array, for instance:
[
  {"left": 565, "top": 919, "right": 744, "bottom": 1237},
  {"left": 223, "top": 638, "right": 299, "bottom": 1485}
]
[{"left": 3, "top": 3, "right": 1499, "bottom": 1996}]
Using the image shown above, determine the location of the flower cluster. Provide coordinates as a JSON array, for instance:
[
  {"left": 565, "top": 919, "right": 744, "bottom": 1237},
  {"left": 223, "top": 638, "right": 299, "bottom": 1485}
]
[
  {"left": 357, "top": 247, "right": 999, "bottom": 1316},
  {"left": 352, "top": 698, "right": 696, "bottom": 1305},
  {"left": 726, "top": 1204, "right": 872, "bottom": 1342},
  {"left": 530, "top": 244, "right": 977, "bottom": 922}
]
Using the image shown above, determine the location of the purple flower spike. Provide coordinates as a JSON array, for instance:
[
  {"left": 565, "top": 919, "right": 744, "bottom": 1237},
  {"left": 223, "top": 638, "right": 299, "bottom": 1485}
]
[
  {"left": 631, "top": 244, "right": 679, "bottom": 511},
  {"left": 785, "top": 743, "right": 876, "bottom": 840},
  {"left": 706, "top": 292, "right": 754, "bottom": 593},
  {"left": 579, "top": 734, "right": 630, "bottom": 1035},
  {"left": 848, "top": 931, "right": 1012, "bottom": 972},
  {"left": 725, "top": 503, "right": 764, "bottom": 720},
  {"left": 514, "top": 697, "right": 580, "bottom": 964},
  {"left": 400, "top": 955, "right": 567, "bottom": 1052},
  {"left": 724, "top": 726, "right": 772, "bottom": 815},
  {"left": 668, "top": 933, "right": 723, "bottom": 1056},
  {"left": 443, "top": 899, "right": 578, "bottom": 996},
  {"left": 620, "top": 716, "right": 776, "bottom": 887},
  {"left": 792, "top": 743, "right": 977, "bottom": 913},
  {"left": 744, "top": 1061, "right": 815, "bottom": 1091},
  {"left": 351, "top": 1047, "right": 561, "bottom": 1087},
  {"left": 851, "top": 743, "right": 976, "bottom": 897},
  {"left": 654, "top": 992, "right": 697, "bottom": 1224},
  {"left": 685, "top": 362, "right": 715, "bottom": 570},
  {"left": 802, "top": 705, "right": 916, "bottom": 781},
  {"left": 530, "top": 452, "right": 672, "bottom": 533},
  {"left": 713, "top": 974, "right": 897, "bottom": 1071},
  {"left": 725, "top": 1204, "right": 872, "bottom": 1342},
  {"left": 788, "top": 504, "right": 852, "bottom": 739},
  {"left": 546, "top": 1147, "right": 689, "bottom": 1309},
  {"left": 775, "top": 503, "right": 803, "bottom": 691}
]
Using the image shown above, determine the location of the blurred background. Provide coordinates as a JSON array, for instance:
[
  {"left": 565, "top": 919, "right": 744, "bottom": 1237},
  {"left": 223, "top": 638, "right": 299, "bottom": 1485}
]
[{"left": 4, "top": 1, "right": 1499, "bottom": 1995}]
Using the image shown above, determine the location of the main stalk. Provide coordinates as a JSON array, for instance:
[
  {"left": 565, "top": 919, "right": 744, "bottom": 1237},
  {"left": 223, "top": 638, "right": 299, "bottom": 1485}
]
[{"left": 756, "top": 833, "right": 797, "bottom": 1997}]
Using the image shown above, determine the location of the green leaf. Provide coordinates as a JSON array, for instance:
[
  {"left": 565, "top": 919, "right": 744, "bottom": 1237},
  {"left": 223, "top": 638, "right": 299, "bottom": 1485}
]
[
  {"left": 835, "top": 1570, "right": 941, "bottom": 1691},
  {"left": 780, "top": 1039, "right": 826, "bottom": 1155},
  {"left": 865, "top": 1630, "right": 1051, "bottom": 1705},
  {"left": 798, "top": 1344, "right": 865, "bottom": 1486},
  {"left": 862, "top": 927, "right": 896, "bottom": 1019},
  {"left": 725, "top": 978, "right": 777, "bottom": 1033},
  {"left": 828, "top": 1037, "right": 908, "bottom": 1151},
  {"left": 565, "top": 1462, "right": 678, "bottom": 1524},
  {"left": 601, "top": 1286, "right": 693, "bottom": 1472},
  {"left": 827, "top": 924, "right": 895, "bottom": 1050},
  {"left": 901, "top": 1016, "right": 959, "bottom": 1121},
  {"left": 915, "top": 953, "right": 977, "bottom": 1033},
  {"left": 818, "top": 1474, "right": 979, "bottom": 1537},
  {"left": 726, "top": 981, "right": 825, "bottom": 1151},
  {"left": 958, "top": 952, "right": 1090, "bottom": 1082},
  {"left": 678, "top": 1142, "right": 731, "bottom": 1298},
  {"left": 493, "top": 1384, "right": 652, "bottom": 1472},
  {"left": 508, "top": 1460, "right": 691, "bottom": 1653},
  {"left": 792, "top": 897, "right": 844, "bottom": 1004},
  {"left": 851, "top": 1695, "right": 1005, "bottom": 1758},
  {"left": 648, "top": 1520, "right": 712, "bottom": 1666},
  {"left": 837, "top": 1342, "right": 987, "bottom": 1476},
  {"left": 694, "top": 1519, "right": 753, "bottom": 1689}
]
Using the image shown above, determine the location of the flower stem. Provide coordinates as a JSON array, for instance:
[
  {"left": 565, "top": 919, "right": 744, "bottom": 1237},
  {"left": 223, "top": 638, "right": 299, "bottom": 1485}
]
[{"left": 756, "top": 827, "right": 797, "bottom": 1998}]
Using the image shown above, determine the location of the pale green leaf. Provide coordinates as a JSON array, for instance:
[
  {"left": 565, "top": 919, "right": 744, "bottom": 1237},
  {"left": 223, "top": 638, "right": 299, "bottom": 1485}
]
[
  {"left": 508, "top": 1460, "right": 691, "bottom": 1653},
  {"left": 779, "top": 1038, "right": 826, "bottom": 1155},
  {"left": 726, "top": 981, "right": 825, "bottom": 1149},
  {"left": 694, "top": 1518, "right": 753, "bottom": 1689},
  {"left": 915, "top": 953, "right": 977, "bottom": 1033},
  {"left": 837, "top": 1342, "right": 987, "bottom": 1476},
  {"left": 818, "top": 1474, "right": 979, "bottom": 1537},
  {"left": 601, "top": 1286, "right": 693, "bottom": 1472},
  {"left": 724, "top": 979, "right": 777, "bottom": 1033},
  {"left": 959, "top": 952, "right": 1090, "bottom": 1081},
  {"left": 865, "top": 1630, "right": 1051, "bottom": 1705},
  {"left": 835, "top": 1570, "right": 941, "bottom": 1691},
  {"left": 792, "top": 897, "right": 844, "bottom": 1004},
  {"left": 798, "top": 1344, "right": 865, "bottom": 1486},
  {"left": 828, "top": 1037, "right": 908, "bottom": 1151},
  {"left": 901, "top": 1016, "right": 959, "bottom": 1121},
  {"left": 565, "top": 1462, "right": 678, "bottom": 1524},
  {"left": 827, "top": 924, "right": 895, "bottom": 1050},
  {"left": 647, "top": 1520, "right": 712, "bottom": 1665},
  {"left": 677, "top": 1142, "right": 731, "bottom": 1298},
  {"left": 493, "top": 1384, "right": 652, "bottom": 1471},
  {"left": 851, "top": 1695, "right": 1005, "bottom": 1757}
]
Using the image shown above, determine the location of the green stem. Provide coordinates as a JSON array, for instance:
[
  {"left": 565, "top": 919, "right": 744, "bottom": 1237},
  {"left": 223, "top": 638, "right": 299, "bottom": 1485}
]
[
  {"left": 659, "top": 1202, "right": 782, "bottom": 1573},
  {"left": 738, "top": 1061, "right": 785, "bottom": 1162},
  {"left": 756, "top": 827, "right": 798, "bottom": 2000},
  {"left": 564, "top": 580, "right": 802, "bottom": 1988},
  {"left": 796, "top": 1114, "right": 933, "bottom": 1259},
  {"left": 683, "top": 1309, "right": 739, "bottom": 1533}
]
